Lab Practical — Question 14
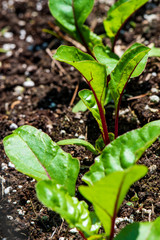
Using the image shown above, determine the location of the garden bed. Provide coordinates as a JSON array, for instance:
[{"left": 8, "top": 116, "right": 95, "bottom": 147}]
[{"left": 0, "top": 0, "right": 160, "bottom": 239}]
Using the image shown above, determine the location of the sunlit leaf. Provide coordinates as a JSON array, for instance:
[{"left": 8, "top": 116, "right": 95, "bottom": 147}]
[
  {"left": 57, "top": 138, "right": 98, "bottom": 155},
  {"left": 109, "top": 43, "right": 150, "bottom": 110},
  {"left": 3, "top": 125, "right": 79, "bottom": 196},
  {"left": 83, "top": 120, "right": 160, "bottom": 185},
  {"left": 80, "top": 165, "right": 147, "bottom": 236},
  {"left": 115, "top": 217, "right": 160, "bottom": 240},
  {"left": 104, "top": 0, "right": 148, "bottom": 44},
  {"left": 36, "top": 180, "right": 100, "bottom": 237}
]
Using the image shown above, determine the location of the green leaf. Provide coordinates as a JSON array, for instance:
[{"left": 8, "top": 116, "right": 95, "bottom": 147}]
[
  {"left": 72, "top": 99, "right": 88, "bottom": 113},
  {"left": 94, "top": 45, "right": 119, "bottom": 75},
  {"left": 115, "top": 217, "right": 160, "bottom": 240},
  {"left": 54, "top": 46, "right": 107, "bottom": 106},
  {"left": 104, "top": 0, "right": 148, "bottom": 44},
  {"left": 83, "top": 120, "right": 160, "bottom": 185},
  {"left": 57, "top": 138, "right": 98, "bottom": 155},
  {"left": 148, "top": 46, "right": 160, "bottom": 57},
  {"left": 3, "top": 125, "right": 79, "bottom": 196},
  {"left": 109, "top": 43, "right": 150, "bottom": 110},
  {"left": 80, "top": 165, "right": 147, "bottom": 236},
  {"left": 49, "top": 0, "right": 94, "bottom": 35},
  {"left": 36, "top": 180, "right": 100, "bottom": 237},
  {"left": 79, "top": 89, "right": 104, "bottom": 134},
  {"left": 54, "top": 46, "right": 107, "bottom": 137},
  {"left": 48, "top": 0, "right": 101, "bottom": 49},
  {"left": 123, "top": 43, "right": 149, "bottom": 78}
]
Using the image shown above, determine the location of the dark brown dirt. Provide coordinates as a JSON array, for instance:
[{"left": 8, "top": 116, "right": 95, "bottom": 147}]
[{"left": 0, "top": 0, "right": 160, "bottom": 239}]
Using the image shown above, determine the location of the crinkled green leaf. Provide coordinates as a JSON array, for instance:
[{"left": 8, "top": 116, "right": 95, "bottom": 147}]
[
  {"left": 104, "top": 0, "right": 148, "bottom": 44},
  {"left": 94, "top": 45, "right": 119, "bottom": 75},
  {"left": 148, "top": 46, "right": 160, "bottom": 57},
  {"left": 80, "top": 165, "right": 147, "bottom": 236},
  {"left": 54, "top": 46, "right": 107, "bottom": 107},
  {"left": 3, "top": 125, "right": 79, "bottom": 196},
  {"left": 48, "top": 0, "right": 101, "bottom": 49},
  {"left": 57, "top": 138, "right": 98, "bottom": 155},
  {"left": 115, "top": 217, "right": 160, "bottom": 240},
  {"left": 36, "top": 180, "right": 100, "bottom": 237},
  {"left": 83, "top": 120, "right": 160, "bottom": 185},
  {"left": 109, "top": 43, "right": 150, "bottom": 110}
]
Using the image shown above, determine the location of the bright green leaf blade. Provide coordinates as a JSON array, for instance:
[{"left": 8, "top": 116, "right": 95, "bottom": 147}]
[
  {"left": 123, "top": 43, "right": 149, "bottom": 78},
  {"left": 115, "top": 217, "right": 160, "bottom": 240},
  {"left": 83, "top": 120, "right": 160, "bottom": 185},
  {"left": 131, "top": 54, "right": 148, "bottom": 78},
  {"left": 48, "top": 0, "right": 94, "bottom": 34},
  {"left": 54, "top": 45, "right": 107, "bottom": 107},
  {"left": 109, "top": 43, "right": 150, "bottom": 110},
  {"left": 79, "top": 89, "right": 104, "bottom": 134},
  {"left": 49, "top": 0, "right": 101, "bottom": 49},
  {"left": 148, "top": 46, "right": 160, "bottom": 57},
  {"left": 104, "top": 0, "right": 148, "bottom": 43},
  {"left": 72, "top": 99, "right": 88, "bottom": 112},
  {"left": 81, "top": 25, "right": 102, "bottom": 50},
  {"left": 3, "top": 125, "right": 79, "bottom": 196},
  {"left": 36, "top": 180, "right": 100, "bottom": 237},
  {"left": 57, "top": 138, "right": 98, "bottom": 155},
  {"left": 80, "top": 165, "right": 147, "bottom": 236},
  {"left": 94, "top": 45, "right": 119, "bottom": 75}
]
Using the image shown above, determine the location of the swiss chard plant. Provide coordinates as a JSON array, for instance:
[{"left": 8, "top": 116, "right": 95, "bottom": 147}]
[
  {"left": 3, "top": 0, "right": 160, "bottom": 239},
  {"left": 3, "top": 121, "right": 160, "bottom": 239},
  {"left": 48, "top": 0, "right": 160, "bottom": 113}
]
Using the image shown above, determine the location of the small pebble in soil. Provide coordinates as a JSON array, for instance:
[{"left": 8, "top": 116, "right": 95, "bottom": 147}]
[
  {"left": 3, "top": 32, "right": 13, "bottom": 39},
  {"left": 78, "top": 134, "right": 85, "bottom": 140},
  {"left": 9, "top": 123, "right": 18, "bottom": 130},
  {"left": 69, "top": 228, "right": 78, "bottom": 233},
  {"left": 152, "top": 72, "right": 157, "bottom": 77},
  {"left": 17, "top": 96, "right": 23, "bottom": 101},
  {"left": 23, "top": 78, "right": 35, "bottom": 87},
  {"left": 2, "top": 43, "right": 16, "bottom": 51},
  {"left": 26, "top": 35, "right": 34, "bottom": 43},
  {"left": 17, "top": 209, "right": 25, "bottom": 216},
  {"left": 149, "top": 164, "right": 157, "bottom": 173},
  {"left": 1, "top": 163, "right": 8, "bottom": 170},
  {"left": 18, "top": 185, "right": 23, "bottom": 189},
  {"left": 144, "top": 14, "right": 157, "bottom": 22},
  {"left": 79, "top": 119, "right": 84, "bottom": 123},
  {"left": 4, "top": 186, "right": 12, "bottom": 195},
  {"left": 8, "top": 162, "right": 15, "bottom": 168},
  {"left": 144, "top": 105, "right": 158, "bottom": 112},
  {"left": 7, "top": 215, "right": 13, "bottom": 220},
  {"left": 151, "top": 87, "right": 159, "bottom": 94},
  {"left": 13, "top": 201, "right": 17, "bottom": 205},
  {"left": 149, "top": 95, "right": 160, "bottom": 103},
  {"left": 14, "top": 85, "right": 25, "bottom": 95},
  {"left": 60, "top": 129, "right": 66, "bottom": 136}
]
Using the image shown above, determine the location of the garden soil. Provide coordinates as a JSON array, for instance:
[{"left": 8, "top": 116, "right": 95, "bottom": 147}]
[{"left": 0, "top": 0, "right": 160, "bottom": 239}]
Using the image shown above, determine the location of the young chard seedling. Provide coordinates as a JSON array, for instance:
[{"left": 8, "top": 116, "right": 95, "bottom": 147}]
[
  {"left": 48, "top": 0, "right": 160, "bottom": 114},
  {"left": 3, "top": 121, "right": 160, "bottom": 239},
  {"left": 53, "top": 43, "right": 150, "bottom": 146}
]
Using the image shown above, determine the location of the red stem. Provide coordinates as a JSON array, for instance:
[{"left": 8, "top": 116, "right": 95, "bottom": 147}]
[
  {"left": 72, "top": 1, "right": 95, "bottom": 59},
  {"left": 78, "top": 230, "right": 87, "bottom": 240},
  {"left": 87, "top": 81, "right": 110, "bottom": 145},
  {"left": 109, "top": 178, "right": 125, "bottom": 240}
]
